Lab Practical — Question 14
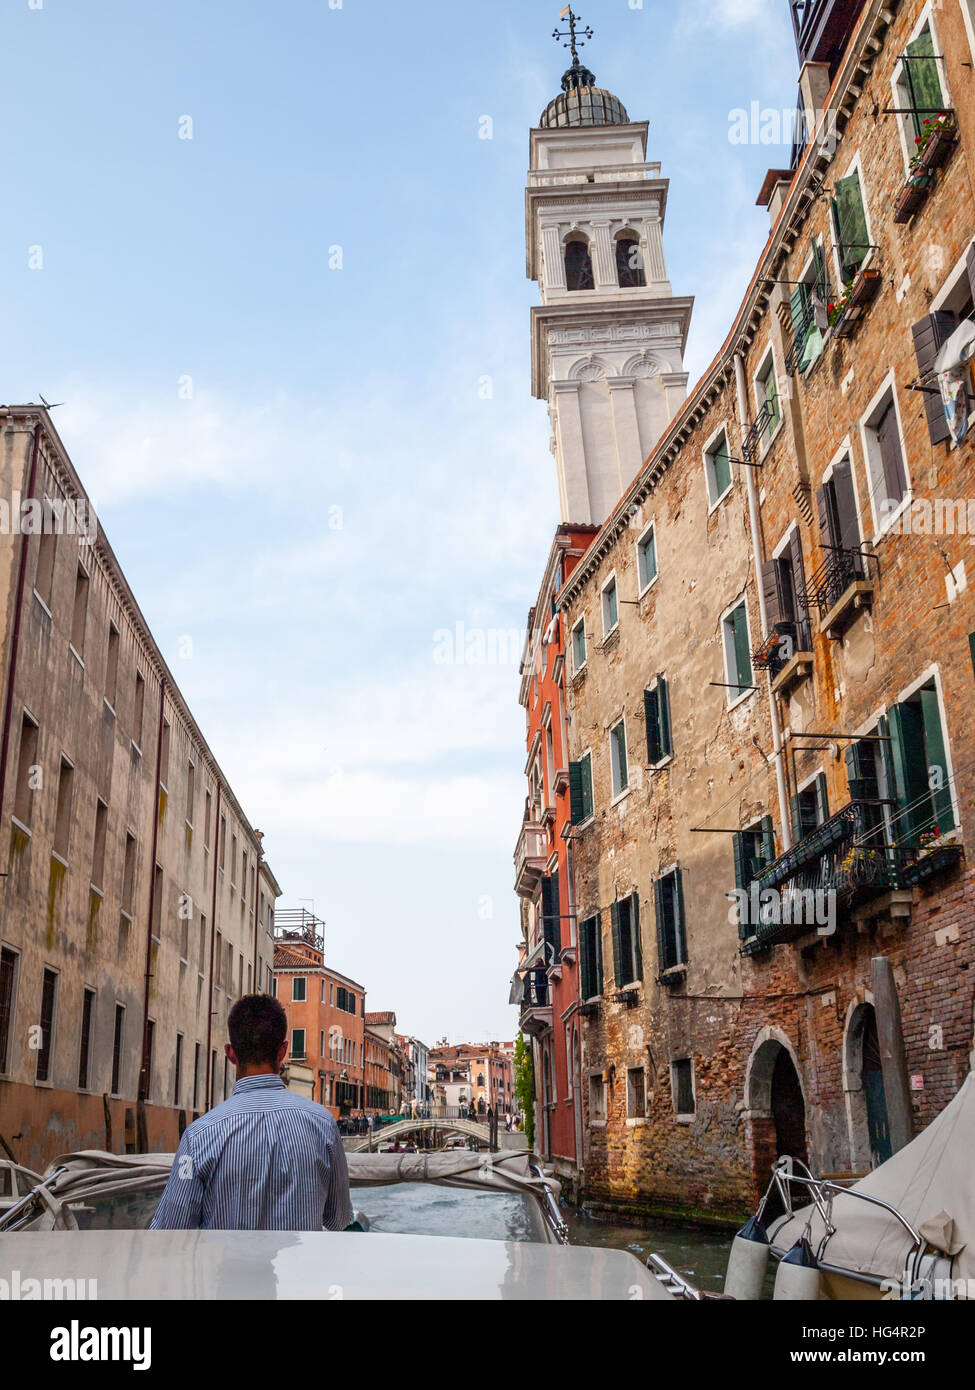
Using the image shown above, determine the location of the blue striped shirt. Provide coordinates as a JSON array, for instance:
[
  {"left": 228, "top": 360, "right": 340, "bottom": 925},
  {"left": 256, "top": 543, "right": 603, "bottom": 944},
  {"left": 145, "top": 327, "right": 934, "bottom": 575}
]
[{"left": 149, "top": 1074, "right": 353, "bottom": 1232}]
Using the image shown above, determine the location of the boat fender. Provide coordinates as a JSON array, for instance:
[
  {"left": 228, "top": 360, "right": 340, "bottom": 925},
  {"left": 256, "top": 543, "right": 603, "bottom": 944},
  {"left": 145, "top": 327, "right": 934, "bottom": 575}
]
[
  {"left": 723, "top": 1213, "right": 769, "bottom": 1301},
  {"left": 773, "top": 1236, "right": 821, "bottom": 1301}
]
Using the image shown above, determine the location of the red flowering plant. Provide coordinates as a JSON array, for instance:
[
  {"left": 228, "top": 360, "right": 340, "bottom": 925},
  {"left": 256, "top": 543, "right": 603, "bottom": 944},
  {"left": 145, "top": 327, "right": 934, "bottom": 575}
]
[{"left": 909, "top": 112, "right": 955, "bottom": 172}]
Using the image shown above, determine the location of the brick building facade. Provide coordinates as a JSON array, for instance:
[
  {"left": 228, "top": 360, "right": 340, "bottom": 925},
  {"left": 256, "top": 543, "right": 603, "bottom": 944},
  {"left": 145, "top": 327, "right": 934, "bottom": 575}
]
[{"left": 514, "top": 0, "right": 975, "bottom": 1222}]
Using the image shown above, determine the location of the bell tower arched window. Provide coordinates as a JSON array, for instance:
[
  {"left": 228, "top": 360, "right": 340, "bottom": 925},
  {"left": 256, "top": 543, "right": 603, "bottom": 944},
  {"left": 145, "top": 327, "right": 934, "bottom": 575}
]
[
  {"left": 616, "top": 234, "right": 646, "bottom": 288},
  {"left": 564, "top": 237, "right": 594, "bottom": 292}
]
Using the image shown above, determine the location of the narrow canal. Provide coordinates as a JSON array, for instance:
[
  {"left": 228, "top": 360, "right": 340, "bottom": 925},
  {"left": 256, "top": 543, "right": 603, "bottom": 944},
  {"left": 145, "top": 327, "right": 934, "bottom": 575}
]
[{"left": 562, "top": 1207, "right": 733, "bottom": 1294}]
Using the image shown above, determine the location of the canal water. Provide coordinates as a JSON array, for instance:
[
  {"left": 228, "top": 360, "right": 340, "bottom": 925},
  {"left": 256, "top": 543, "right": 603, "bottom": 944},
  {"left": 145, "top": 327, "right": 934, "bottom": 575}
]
[{"left": 562, "top": 1207, "right": 733, "bottom": 1294}]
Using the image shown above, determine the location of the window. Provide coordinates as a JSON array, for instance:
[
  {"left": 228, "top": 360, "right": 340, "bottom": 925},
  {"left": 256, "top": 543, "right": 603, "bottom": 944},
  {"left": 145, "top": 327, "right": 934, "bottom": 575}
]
[
  {"left": 861, "top": 383, "right": 909, "bottom": 532},
  {"left": 569, "top": 752, "right": 594, "bottom": 825},
  {"left": 91, "top": 799, "right": 108, "bottom": 891},
  {"left": 654, "top": 869, "right": 687, "bottom": 972},
  {"left": 894, "top": 15, "right": 947, "bottom": 149},
  {"left": 571, "top": 618, "right": 587, "bottom": 673},
  {"left": 601, "top": 574, "right": 619, "bottom": 637},
  {"left": 105, "top": 624, "right": 120, "bottom": 708},
  {"left": 219, "top": 815, "right": 226, "bottom": 872},
  {"left": 755, "top": 350, "right": 781, "bottom": 449},
  {"left": 541, "top": 872, "right": 561, "bottom": 957},
  {"left": 35, "top": 519, "right": 56, "bottom": 606},
  {"left": 672, "top": 1058, "right": 695, "bottom": 1117},
  {"left": 609, "top": 718, "right": 628, "bottom": 798},
  {"left": 186, "top": 763, "right": 195, "bottom": 827},
  {"left": 70, "top": 564, "right": 89, "bottom": 657},
  {"left": 792, "top": 772, "right": 829, "bottom": 841},
  {"left": 121, "top": 833, "right": 136, "bottom": 915},
  {"left": 291, "top": 1028, "right": 306, "bottom": 1059},
  {"left": 36, "top": 968, "right": 58, "bottom": 1082},
  {"left": 564, "top": 236, "right": 594, "bottom": 291},
  {"left": 111, "top": 1004, "right": 125, "bottom": 1094},
  {"left": 733, "top": 818, "right": 775, "bottom": 938},
  {"left": 762, "top": 529, "right": 811, "bottom": 654},
  {"left": 627, "top": 1066, "right": 647, "bottom": 1119},
  {"left": 589, "top": 1073, "right": 607, "bottom": 1122},
  {"left": 611, "top": 893, "right": 642, "bottom": 987},
  {"left": 53, "top": 757, "right": 74, "bottom": 860},
  {"left": 789, "top": 240, "right": 829, "bottom": 373},
  {"left": 150, "top": 864, "right": 163, "bottom": 942},
  {"left": 0, "top": 948, "right": 19, "bottom": 1074},
  {"left": 887, "top": 678, "right": 955, "bottom": 845},
  {"left": 133, "top": 672, "right": 145, "bottom": 750},
  {"left": 616, "top": 233, "right": 645, "bottom": 288},
  {"left": 816, "top": 454, "right": 864, "bottom": 593},
  {"left": 912, "top": 254, "right": 974, "bottom": 446},
  {"left": 142, "top": 1019, "right": 154, "bottom": 1102},
  {"left": 722, "top": 600, "right": 753, "bottom": 703},
  {"left": 174, "top": 1033, "right": 183, "bottom": 1106},
  {"left": 579, "top": 915, "right": 603, "bottom": 999},
  {"left": 644, "top": 676, "right": 672, "bottom": 765},
  {"left": 636, "top": 522, "right": 657, "bottom": 592},
  {"left": 704, "top": 429, "right": 732, "bottom": 507},
  {"left": 13, "top": 712, "right": 39, "bottom": 827},
  {"left": 831, "top": 165, "right": 870, "bottom": 285}
]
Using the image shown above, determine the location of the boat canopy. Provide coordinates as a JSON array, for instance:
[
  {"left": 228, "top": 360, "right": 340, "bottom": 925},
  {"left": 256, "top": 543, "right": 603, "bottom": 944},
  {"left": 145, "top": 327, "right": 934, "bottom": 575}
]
[{"left": 769, "top": 1073, "right": 975, "bottom": 1284}]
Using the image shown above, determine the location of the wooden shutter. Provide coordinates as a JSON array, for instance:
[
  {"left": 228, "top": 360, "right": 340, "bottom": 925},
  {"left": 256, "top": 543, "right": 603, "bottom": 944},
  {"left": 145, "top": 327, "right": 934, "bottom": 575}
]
[
  {"left": 876, "top": 401, "right": 908, "bottom": 506},
  {"left": 761, "top": 559, "right": 782, "bottom": 628},
  {"left": 816, "top": 481, "right": 838, "bottom": 554},
  {"left": 812, "top": 239, "right": 828, "bottom": 300},
  {"left": 814, "top": 772, "right": 829, "bottom": 826},
  {"left": 790, "top": 793, "right": 802, "bottom": 842},
  {"left": 845, "top": 739, "right": 878, "bottom": 803},
  {"left": 630, "top": 893, "right": 643, "bottom": 980},
  {"left": 581, "top": 754, "right": 593, "bottom": 821},
  {"left": 789, "top": 282, "right": 809, "bottom": 336},
  {"left": 912, "top": 313, "right": 956, "bottom": 446},
  {"left": 788, "top": 530, "right": 809, "bottom": 634},
  {"left": 578, "top": 916, "right": 592, "bottom": 1000},
  {"left": 593, "top": 914, "right": 603, "bottom": 995},
  {"left": 644, "top": 686, "right": 661, "bottom": 764},
  {"left": 653, "top": 878, "right": 668, "bottom": 971},
  {"left": 918, "top": 687, "right": 955, "bottom": 835},
  {"left": 732, "top": 834, "right": 748, "bottom": 938},
  {"left": 674, "top": 870, "right": 687, "bottom": 966},
  {"left": 761, "top": 815, "right": 775, "bottom": 866},
  {"left": 887, "top": 703, "right": 928, "bottom": 846},
  {"left": 568, "top": 762, "right": 584, "bottom": 824},
  {"left": 657, "top": 677, "right": 672, "bottom": 759},
  {"left": 831, "top": 458, "right": 862, "bottom": 552},
  {"left": 610, "top": 901, "right": 623, "bottom": 987},
  {"left": 833, "top": 173, "right": 868, "bottom": 281},
  {"left": 732, "top": 606, "right": 752, "bottom": 691},
  {"left": 541, "top": 874, "right": 561, "bottom": 957}
]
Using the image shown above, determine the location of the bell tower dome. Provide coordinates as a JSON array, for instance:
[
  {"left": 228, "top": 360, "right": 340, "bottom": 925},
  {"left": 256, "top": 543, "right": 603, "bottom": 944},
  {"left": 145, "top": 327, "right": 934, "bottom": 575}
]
[{"left": 527, "top": 11, "right": 693, "bottom": 526}]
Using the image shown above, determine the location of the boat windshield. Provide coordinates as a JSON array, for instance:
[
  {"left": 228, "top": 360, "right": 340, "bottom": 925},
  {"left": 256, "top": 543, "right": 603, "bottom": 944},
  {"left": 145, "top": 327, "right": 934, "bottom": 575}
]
[{"left": 350, "top": 1181, "right": 551, "bottom": 1243}]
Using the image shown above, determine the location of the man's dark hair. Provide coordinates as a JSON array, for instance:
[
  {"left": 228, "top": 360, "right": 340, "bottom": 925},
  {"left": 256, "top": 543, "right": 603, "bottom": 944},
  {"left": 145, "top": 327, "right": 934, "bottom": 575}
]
[{"left": 228, "top": 993, "right": 288, "bottom": 1067}]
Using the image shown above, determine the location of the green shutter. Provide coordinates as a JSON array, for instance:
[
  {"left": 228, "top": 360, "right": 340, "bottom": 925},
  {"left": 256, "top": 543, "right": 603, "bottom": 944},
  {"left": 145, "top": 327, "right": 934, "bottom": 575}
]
[
  {"left": 569, "top": 761, "right": 582, "bottom": 823},
  {"left": 578, "top": 915, "right": 592, "bottom": 1000},
  {"left": 790, "top": 793, "right": 802, "bottom": 843},
  {"left": 812, "top": 239, "right": 828, "bottom": 300},
  {"left": 761, "top": 815, "right": 775, "bottom": 867},
  {"left": 905, "top": 27, "right": 944, "bottom": 138},
  {"left": 732, "top": 606, "right": 752, "bottom": 693},
  {"left": 594, "top": 913, "right": 603, "bottom": 996},
  {"left": 732, "top": 832, "right": 746, "bottom": 891},
  {"left": 833, "top": 173, "right": 869, "bottom": 282},
  {"left": 674, "top": 870, "right": 687, "bottom": 966},
  {"left": 658, "top": 677, "right": 672, "bottom": 758},
  {"left": 970, "top": 632, "right": 975, "bottom": 680},
  {"left": 790, "top": 282, "right": 809, "bottom": 335},
  {"left": 582, "top": 753, "right": 593, "bottom": 821},
  {"left": 653, "top": 878, "right": 667, "bottom": 972},
  {"left": 610, "top": 902, "right": 623, "bottom": 988},
  {"left": 630, "top": 893, "right": 643, "bottom": 980},
  {"left": 919, "top": 687, "right": 955, "bottom": 835},
  {"left": 644, "top": 687, "right": 661, "bottom": 764},
  {"left": 887, "top": 703, "right": 929, "bottom": 847},
  {"left": 814, "top": 772, "right": 829, "bottom": 826},
  {"left": 711, "top": 436, "right": 731, "bottom": 498}
]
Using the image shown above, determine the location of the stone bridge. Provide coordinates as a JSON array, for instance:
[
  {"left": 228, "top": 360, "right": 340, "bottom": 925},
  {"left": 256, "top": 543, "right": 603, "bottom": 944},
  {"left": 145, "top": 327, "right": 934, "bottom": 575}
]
[{"left": 343, "top": 1117, "right": 528, "bottom": 1153}]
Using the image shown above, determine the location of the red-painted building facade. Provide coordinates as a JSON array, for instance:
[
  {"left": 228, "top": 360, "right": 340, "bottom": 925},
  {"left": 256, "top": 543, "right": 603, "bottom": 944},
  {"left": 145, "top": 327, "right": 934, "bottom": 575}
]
[{"left": 515, "top": 524, "right": 597, "bottom": 1195}]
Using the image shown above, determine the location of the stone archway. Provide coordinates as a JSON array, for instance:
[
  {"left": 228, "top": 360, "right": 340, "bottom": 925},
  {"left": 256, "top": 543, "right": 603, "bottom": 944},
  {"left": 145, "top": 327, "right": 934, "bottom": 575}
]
[
  {"left": 844, "top": 1000, "right": 892, "bottom": 1171},
  {"left": 745, "top": 1029, "right": 809, "bottom": 1200}
]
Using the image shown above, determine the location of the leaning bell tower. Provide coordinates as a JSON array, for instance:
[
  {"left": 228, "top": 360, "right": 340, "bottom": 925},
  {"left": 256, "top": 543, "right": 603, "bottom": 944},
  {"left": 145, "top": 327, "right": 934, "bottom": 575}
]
[{"left": 527, "top": 9, "right": 693, "bottom": 526}]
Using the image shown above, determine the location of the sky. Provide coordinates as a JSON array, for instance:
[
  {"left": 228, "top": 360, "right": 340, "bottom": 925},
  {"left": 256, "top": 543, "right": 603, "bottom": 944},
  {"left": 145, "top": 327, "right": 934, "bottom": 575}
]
[{"left": 0, "top": 0, "right": 799, "bottom": 1045}]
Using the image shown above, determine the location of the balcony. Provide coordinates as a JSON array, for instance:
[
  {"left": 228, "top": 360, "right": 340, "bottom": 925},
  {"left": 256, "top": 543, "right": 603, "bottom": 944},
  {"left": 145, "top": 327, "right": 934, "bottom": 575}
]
[
  {"left": 752, "top": 620, "right": 813, "bottom": 695},
  {"left": 742, "top": 397, "right": 780, "bottom": 464},
  {"left": 519, "top": 973, "right": 553, "bottom": 1037},
  {"left": 797, "top": 545, "right": 877, "bottom": 639},
  {"left": 514, "top": 821, "right": 547, "bottom": 897},
  {"left": 744, "top": 800, "right": 903, "bottom": 950},
  {"left": 790, "top": 0, "right": 866, "bottom": 69},
  {"left": 785, "top": 286, "right": 832, "bottom": 377}
]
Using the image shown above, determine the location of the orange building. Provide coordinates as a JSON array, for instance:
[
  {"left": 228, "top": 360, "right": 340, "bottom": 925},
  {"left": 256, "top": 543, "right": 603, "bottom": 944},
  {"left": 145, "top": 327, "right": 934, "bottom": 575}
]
[
  {"left": 428, "top": 1042, "right": 514, "bottom": 1116},
  {"left": 364, "top": 1011, "right": 397, "bottom": 1112},
  {"left": 514, "top": 525, "right": 599, "bottom": 1191},
  {"left": 272, "top": 912, "right": 365, "bottom": 1116}
]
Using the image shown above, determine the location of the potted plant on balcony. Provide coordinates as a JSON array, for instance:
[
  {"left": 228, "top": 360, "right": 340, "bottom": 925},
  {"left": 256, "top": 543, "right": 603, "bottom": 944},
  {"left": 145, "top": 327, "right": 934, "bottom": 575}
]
[
  {"left": 914, "top": 113, "right": 958, "bottom": 173},
  {"left": 893, "top": 170, "right": 933, "bottom": 224}
]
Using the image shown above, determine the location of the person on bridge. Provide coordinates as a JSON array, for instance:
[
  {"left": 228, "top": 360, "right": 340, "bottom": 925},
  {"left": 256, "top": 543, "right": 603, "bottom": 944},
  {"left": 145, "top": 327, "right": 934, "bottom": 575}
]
[{"left": 150, "top": 994, "right": 352, "bottom": 1232}]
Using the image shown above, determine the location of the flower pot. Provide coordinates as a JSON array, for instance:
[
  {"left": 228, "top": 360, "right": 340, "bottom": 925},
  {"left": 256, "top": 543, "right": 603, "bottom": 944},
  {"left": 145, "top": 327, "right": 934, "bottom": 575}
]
[
  {"left": 893, "top": 174, "right": 931, "bottom": 224},
  {"left": 920, "top": 122, "right": 958, "bottom": 172},
  {"left": 848, "top": 267, "right": 881, "bottom": 308}
]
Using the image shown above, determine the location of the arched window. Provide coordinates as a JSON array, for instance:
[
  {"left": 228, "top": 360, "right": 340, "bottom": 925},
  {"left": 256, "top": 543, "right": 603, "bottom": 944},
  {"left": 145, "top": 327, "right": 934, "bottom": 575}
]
[
  {"left": 616, "top": 234, "right": 646, "bottom": 288},
  {"left": 564, "top": 237, "right": 594, "bottom": 292}
]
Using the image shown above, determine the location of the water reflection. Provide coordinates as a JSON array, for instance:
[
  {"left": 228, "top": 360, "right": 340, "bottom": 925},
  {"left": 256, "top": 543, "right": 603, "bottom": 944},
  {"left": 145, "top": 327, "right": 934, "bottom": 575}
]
[
  {"left": 350, "top": 1183, "right": 548, "bottom": 1244},
  {"left": 561, "top": 1208, "right": 732, "bottom": 1292}
]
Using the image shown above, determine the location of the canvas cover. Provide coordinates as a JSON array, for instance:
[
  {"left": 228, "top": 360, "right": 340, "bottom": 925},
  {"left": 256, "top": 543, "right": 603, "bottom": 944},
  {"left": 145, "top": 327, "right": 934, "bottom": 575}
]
[{"left": 768, "top": 1073, "right": 975, "bottom": 1283}]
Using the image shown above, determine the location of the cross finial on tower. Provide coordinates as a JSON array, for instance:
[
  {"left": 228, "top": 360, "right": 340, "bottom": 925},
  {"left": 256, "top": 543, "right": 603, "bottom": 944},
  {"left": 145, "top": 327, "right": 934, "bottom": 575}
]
[{"left": 552, "top": 7, "right": 593, "bottom": 67}]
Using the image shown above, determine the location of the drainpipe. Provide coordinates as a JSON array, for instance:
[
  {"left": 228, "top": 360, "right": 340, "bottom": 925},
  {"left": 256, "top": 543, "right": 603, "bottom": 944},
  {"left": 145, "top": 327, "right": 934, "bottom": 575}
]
[
  {"left": 205, "top": 781, "right": 222, "bottom": 1110},
  {"left": 733, "top": 352, "right": 792, "bottom": 851},
  {"left": 251, "top": 832, "right": 263, "bottom": 995},
  {"left": 0, "top": 419, "right": 42, "bottom": 819},
  {"left": 138, "top": 676, "right": 167, "bottom": 1132}
]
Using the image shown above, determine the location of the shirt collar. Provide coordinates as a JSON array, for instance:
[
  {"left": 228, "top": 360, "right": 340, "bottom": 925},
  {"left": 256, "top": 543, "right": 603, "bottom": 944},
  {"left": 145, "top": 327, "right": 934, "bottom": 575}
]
[{"left": 232, "top": 1074, "right": 287, "bottom": 1094}]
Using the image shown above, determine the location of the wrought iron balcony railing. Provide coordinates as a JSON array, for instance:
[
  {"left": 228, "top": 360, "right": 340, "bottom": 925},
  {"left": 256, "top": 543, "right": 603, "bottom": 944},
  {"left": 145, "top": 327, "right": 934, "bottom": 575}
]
[
  {"left": 742, "top": 397, "right": 781, "bottom": 463},
  {"left": 752, "top": 619, "right": 813, "bottom": 676},
  {"left": 796, "top": 544, "right": 875, "bottom": 620},
  {"left": 785, "top": 287, "right": 832, "bottom": 376}
]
